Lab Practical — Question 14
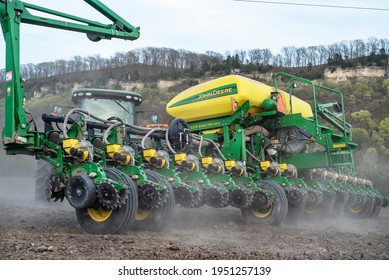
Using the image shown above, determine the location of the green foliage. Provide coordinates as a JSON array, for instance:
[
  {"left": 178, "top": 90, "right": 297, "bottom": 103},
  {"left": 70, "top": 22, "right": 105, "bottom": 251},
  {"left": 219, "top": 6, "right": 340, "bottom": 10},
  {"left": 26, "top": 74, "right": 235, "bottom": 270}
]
[
  {"left": 352, "top": 128, "right": 369, "bottom": 146},
  {"left": 356, "top": 147, "right": 389, "bottom": 195},
  {"left": 328, "top": 53, "right": 345, "bottom": 68},
  {"left": 379, "top": 118, "right": 389, "bottom": 138},
  {"left": 136, "top": 87, "right": 171, "bottom": 125},
  {"left": 351, "top": 110, "right": 377, "bottom": 131},
  {"left": 378, "top": 118, "right": 389, "bottom": 156},
  {"left": 382, "top": 79, "right": 389, "bottom": 93},
  {"left": 364, "top": 147, "right": 378, "bottom": 162}
]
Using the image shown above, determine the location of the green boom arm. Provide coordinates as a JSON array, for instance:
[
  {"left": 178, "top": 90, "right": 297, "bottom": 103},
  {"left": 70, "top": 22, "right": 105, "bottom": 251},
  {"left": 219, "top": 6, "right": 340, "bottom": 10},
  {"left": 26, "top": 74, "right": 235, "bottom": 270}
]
[{"left": 0, "top": 0, "right": 139, "bottom": 153}]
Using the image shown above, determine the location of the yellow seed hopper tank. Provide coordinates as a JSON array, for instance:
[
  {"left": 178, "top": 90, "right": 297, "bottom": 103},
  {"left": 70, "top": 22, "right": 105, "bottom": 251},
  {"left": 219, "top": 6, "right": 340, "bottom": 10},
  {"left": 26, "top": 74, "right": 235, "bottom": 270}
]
[{"left": 166, "top": 75, "right": 313, "bottom": 122}]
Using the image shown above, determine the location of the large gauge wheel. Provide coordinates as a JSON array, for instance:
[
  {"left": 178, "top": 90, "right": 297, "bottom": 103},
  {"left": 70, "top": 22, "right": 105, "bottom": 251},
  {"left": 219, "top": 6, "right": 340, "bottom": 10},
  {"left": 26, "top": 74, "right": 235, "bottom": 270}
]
[
  {"left": 344, "top": 195, "right": 374, "bottom": 219},
  {"left": 133, "top": 170, "right": 175, "bottom": 231},
  {"left": 241, "top": 181, "right": 288, "bottom": 226},
  {"left": 75, "top": 168, "right": 138, "bottom": 235}
]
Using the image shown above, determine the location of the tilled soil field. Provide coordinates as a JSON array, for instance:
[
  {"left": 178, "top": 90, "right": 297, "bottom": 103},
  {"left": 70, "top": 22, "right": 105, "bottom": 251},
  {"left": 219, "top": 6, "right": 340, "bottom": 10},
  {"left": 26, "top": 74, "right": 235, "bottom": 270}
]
[{"left": 0, "top": 176, "right": 388, "bottom": 260}]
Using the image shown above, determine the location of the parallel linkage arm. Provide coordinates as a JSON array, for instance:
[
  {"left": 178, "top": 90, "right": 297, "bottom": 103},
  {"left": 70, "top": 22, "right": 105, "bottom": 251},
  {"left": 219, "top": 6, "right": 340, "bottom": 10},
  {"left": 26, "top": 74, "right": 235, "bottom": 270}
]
[{"left": 21, "top": 0, "right": 140, "bottom": 40}]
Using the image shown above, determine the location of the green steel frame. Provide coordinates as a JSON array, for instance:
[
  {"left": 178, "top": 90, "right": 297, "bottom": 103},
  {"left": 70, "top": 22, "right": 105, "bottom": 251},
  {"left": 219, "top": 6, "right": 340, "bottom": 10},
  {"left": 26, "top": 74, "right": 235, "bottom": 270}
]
[{"left": 0, "top": 0, "right": 139, "bottom": 155}]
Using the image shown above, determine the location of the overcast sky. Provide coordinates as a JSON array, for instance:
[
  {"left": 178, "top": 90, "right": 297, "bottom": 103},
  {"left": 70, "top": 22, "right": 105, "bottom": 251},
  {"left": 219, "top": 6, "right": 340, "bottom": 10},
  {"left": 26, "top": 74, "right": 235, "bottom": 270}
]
[{"left": 0, "top": 0, "right": 388, "bottom": 68}]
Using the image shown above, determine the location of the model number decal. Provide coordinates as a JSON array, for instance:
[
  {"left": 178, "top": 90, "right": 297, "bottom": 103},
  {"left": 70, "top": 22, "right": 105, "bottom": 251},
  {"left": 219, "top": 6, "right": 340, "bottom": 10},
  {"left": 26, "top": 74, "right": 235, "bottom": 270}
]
[{"left": 6, "top": 71, "right": 12, "bottom": 82}]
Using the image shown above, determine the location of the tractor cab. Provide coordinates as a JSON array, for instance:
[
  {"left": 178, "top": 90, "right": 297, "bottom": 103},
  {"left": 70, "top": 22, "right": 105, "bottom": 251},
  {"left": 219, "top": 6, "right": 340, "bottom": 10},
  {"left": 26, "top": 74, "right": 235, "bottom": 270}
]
[{"left": 71, "top": 88, "right": 142, "bottom": 125}]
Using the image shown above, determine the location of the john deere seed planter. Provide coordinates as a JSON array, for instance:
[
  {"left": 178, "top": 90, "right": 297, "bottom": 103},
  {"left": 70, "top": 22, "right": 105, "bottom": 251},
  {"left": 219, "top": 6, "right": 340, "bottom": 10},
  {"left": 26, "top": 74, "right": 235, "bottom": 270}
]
[
  {"left": 1, "top": 0, "right": 387, "bottom": 235},
  {"left": 165, "top": 73, "right": 388, "bottom": 224}
]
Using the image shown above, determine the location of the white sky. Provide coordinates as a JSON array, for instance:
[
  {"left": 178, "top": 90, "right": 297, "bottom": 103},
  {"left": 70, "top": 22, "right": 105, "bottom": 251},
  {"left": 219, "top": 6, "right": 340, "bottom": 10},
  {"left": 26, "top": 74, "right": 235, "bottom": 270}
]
[{"left": 0, "top": 0, "right": 388, "bottom": 68}]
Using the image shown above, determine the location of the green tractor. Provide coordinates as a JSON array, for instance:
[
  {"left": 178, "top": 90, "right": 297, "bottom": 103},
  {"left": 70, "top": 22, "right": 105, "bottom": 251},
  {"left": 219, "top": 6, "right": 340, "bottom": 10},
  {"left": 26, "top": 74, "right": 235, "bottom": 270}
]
[{"left": 72, "top": 88, "right": 142, "bottom": 124}]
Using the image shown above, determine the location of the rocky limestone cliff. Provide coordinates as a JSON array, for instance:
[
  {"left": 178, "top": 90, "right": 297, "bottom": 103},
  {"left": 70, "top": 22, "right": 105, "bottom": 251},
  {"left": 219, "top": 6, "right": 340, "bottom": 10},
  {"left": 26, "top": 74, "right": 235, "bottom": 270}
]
[{"left": 324, "top": 66, "right": 387, "bottom": 81}]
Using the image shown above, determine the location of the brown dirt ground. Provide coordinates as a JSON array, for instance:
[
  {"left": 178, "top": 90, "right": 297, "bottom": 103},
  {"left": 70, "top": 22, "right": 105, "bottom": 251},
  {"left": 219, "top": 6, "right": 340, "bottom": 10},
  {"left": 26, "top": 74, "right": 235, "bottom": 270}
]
[{"left": 0, "top": 176, "right": 388, "bottom": 260}]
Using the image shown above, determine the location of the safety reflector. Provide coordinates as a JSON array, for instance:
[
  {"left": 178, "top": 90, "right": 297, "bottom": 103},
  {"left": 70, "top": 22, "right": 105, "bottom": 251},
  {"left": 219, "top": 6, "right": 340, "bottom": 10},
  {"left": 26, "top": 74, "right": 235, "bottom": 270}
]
[
  {"left": 277, "top": 94, "right": 286, "bottom": 114},
  {"left": 231, "top": 97, "right": 239, "bottom": 111}
]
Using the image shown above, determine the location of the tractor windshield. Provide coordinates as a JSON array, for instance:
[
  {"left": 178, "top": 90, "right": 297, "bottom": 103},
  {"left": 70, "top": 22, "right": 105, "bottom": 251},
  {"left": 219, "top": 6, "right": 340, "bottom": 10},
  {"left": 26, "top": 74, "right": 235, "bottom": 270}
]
[{"left": 79, "top": 97, "right": 136, "bottom": 124}]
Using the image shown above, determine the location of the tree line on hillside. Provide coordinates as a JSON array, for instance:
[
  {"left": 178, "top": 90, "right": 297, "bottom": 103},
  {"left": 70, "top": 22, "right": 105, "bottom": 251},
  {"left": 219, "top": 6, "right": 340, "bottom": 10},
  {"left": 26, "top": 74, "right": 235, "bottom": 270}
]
[{"left": 0, "top": 37, "right": 388, "bottom": 82}]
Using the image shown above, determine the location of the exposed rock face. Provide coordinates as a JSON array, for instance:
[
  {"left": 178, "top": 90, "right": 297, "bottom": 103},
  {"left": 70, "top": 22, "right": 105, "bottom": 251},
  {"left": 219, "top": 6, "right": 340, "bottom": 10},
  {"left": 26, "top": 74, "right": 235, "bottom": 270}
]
[{"left": 324, "top": 66, "right": 386, "bottom": 82}]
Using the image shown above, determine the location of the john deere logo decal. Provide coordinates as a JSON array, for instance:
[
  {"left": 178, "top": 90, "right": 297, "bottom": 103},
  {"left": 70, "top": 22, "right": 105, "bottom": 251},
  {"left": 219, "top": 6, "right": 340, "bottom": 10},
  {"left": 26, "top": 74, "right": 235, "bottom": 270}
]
[{"left": 168, "top": 83, "right": 238, "bottom": 108}]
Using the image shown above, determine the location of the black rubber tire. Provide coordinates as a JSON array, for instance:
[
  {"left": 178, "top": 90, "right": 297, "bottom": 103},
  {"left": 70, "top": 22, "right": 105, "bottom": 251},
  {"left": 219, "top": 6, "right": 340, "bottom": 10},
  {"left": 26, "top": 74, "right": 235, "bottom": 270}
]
[
  {"left": 190, "top": 182, "right": 205, "bottom": 208},
  {"left": 34, "top": 160, "right": 52, "bottom": 203},
  {"left": 344, "top": 195, "right": 375, "bottom": 219},
  {"left": 370, "top": 198, "right": 382, "bottom": 219},
  {"left": 204, "top": 184, "right": 229, "bottom": 208},
  {"left": 66, "top": 174, "right": 97, "bottom": 209},
  {"left": 304, "top": 190, "right": 334, "bottom": 220},
  {"left": 75, "top": 168, "right": 138, "bottom": 235},
  {"left": 176, "top": 180, "right": 205, "bottom": 208},
  {"left": 241, "top": 181, "right": 288, "bottom": 226},
  {"left": 382, "top": 198, "right": 389, "bottom": 208},
  {"left": 285, "top": 188, "right": 305, "bottom": 224},
  {"left": 133, "top": 169, "right": 175, "bottom": 231},
  {"left": 331, "top": 191, "right": 347, "bottom": 218}
]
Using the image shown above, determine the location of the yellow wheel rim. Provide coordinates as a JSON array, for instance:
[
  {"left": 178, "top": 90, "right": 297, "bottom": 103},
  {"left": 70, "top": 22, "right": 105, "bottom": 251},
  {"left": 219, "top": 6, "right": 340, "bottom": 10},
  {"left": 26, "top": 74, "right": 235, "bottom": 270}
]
[
  {"left": 348, "top": 206, "right": 363, "bottom": 213},
  {"left": 135, "top": 208, "right": 151, "bottom": 221},
  {"left": 304, "top": 205, "right": 319, "bottom": 214},
  {"left": 87, "top": 207, "right": 113, "bottom": 222},
  {"left": 251, "top": 206, "right": 272, "bottom": 218}
]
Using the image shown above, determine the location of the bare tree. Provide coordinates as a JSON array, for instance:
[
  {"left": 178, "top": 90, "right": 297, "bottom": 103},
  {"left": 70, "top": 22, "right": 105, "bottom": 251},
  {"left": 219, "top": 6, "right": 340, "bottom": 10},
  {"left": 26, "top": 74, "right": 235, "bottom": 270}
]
[
  {"left": 352, "top": 39, "right": 366, "bottom": 58},
  {"left": 328, "top": 43, "right": 341, "bottom": 60},
  {"left": 317, "top": 45, "right": 328, "bottom": 65},
  {"left": 205, "top": 51, "right": 223, "bottom": 69},
  {"left": 380, "top": 38, "right": 389, "bottom": 54},
  {"left": 339, "top": 41, "right": 350, "bottom": 59},
  {"left": 248, "top": 49, "right": 263, "bottom": 65},
  {"left": 306, "top": 46, "right": 317, "bottom": 66},
  {"left": 272, "top": 54, "right": 283, "bottom": 67},
  {"left": 234, "top": 49, "right": 247, "bottom": 64},
  {"left": 54, "top": 59, "right": 67, "bottom": 75},
  {"left": 262, "top": 49, "right": 273, "bottom": 65},
  {"left": 281, "top": 46, "right": 296, "bottom": 67},
  {"left": 367, "top": 37, "right": 379, "bottom": 54},
  {"left": 165, "top": 48, "right": 180, "bottom": 68},
  {"left": 295, "top": 47, "right": 308, "bottom": 67}
]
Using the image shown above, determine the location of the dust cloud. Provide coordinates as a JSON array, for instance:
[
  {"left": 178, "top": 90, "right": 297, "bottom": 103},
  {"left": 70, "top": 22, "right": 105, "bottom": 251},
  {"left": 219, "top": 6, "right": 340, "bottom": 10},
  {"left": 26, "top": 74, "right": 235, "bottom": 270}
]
[
  {"left": 0, "top": 175, "right": 388, "bottom": 260},
  {"left": 0, "top": 176, "right": 37, "bottom": 205}
]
